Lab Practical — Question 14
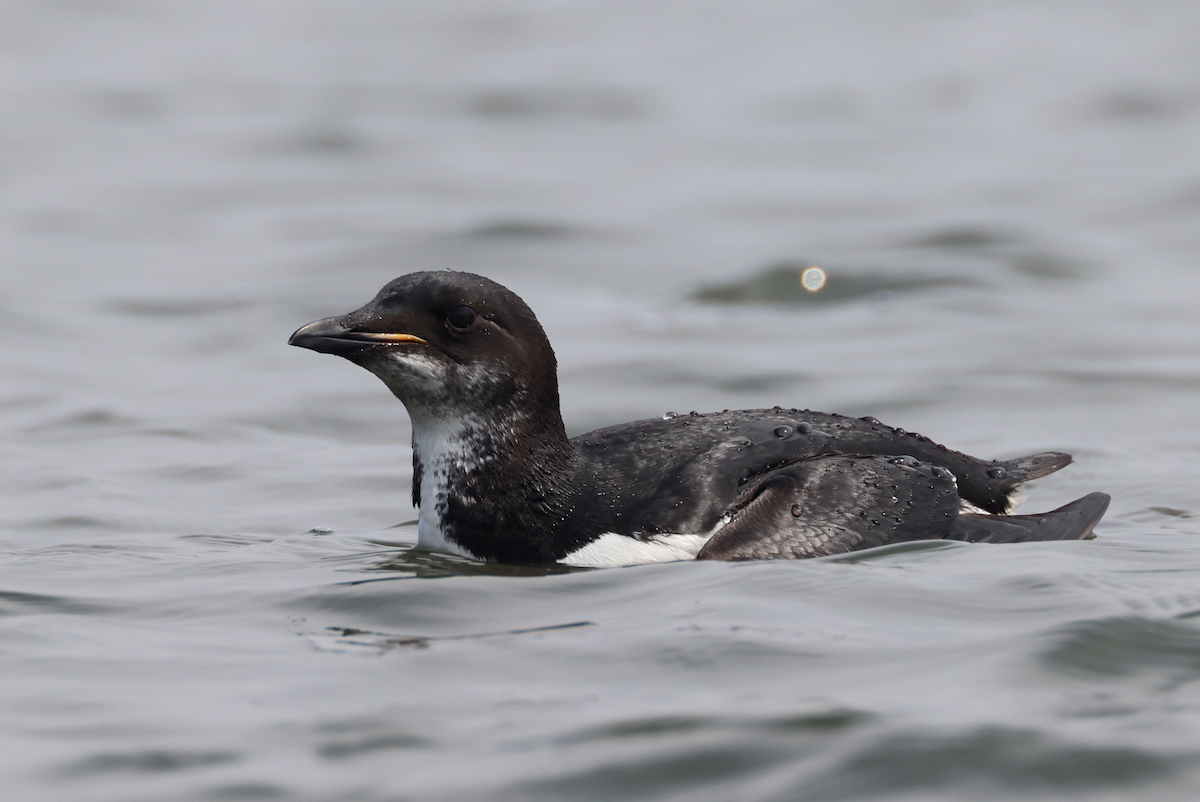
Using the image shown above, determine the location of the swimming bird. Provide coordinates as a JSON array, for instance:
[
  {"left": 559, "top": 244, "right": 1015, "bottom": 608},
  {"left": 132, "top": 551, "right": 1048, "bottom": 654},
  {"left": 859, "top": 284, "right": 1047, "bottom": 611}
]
[{"left": 289, "top": 271, "right": 1109, "bottom": 566}]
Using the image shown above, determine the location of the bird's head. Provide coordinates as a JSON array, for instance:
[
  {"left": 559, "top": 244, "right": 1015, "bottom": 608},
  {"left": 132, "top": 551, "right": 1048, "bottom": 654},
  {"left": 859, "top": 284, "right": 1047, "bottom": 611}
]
[{"left": 289, "top": 271, "right": 561, "bottom": 426}]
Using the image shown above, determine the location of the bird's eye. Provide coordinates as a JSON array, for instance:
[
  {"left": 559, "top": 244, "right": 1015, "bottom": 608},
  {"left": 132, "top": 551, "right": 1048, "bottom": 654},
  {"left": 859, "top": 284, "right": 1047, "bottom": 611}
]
[{"left": 446, "top": 305, "right": 477, "bottom": 331}]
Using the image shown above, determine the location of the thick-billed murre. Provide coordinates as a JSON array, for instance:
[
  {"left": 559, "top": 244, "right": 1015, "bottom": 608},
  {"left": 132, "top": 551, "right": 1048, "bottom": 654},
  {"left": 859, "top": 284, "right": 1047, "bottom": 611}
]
[{"left": 289, "top": 271, "right": 1109, "bottom": 566}]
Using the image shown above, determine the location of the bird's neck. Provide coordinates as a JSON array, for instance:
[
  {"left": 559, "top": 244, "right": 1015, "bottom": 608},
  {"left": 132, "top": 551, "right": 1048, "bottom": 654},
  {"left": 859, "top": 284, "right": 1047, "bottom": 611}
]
[{"left": 409, "top": 401, "right": 578, "bottom": 563}]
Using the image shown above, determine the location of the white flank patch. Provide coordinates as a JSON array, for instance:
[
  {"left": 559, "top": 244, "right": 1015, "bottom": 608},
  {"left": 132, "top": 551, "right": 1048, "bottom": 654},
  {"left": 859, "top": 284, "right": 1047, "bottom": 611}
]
[{"left": 560, "top": 532, "right": 714, "bottom": 568}]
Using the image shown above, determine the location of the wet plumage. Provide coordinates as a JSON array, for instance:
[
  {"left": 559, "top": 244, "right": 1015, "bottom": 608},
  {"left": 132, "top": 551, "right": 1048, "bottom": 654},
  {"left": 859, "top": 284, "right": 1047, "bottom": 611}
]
[{"left": 289, "top": 271, "right": 1109, "bottom": 566}]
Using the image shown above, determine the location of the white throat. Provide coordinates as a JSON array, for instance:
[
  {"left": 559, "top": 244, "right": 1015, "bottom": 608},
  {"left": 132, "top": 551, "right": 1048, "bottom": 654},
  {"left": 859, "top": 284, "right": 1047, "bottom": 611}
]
[{"left": 410, "top": 413, "right": 482, "bottom": 559}]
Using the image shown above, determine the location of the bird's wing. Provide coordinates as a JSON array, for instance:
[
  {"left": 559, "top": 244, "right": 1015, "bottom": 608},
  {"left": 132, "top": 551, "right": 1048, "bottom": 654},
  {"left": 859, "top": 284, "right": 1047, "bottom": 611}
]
[{"left": 696, "top": 454, "right": 962, "bottom": 560}]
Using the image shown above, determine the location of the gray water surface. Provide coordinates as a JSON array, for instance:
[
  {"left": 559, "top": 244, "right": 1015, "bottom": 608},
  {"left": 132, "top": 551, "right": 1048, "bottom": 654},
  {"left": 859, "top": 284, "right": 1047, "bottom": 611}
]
[{"left": 4, "top": 2, "right": 1200, "bottom": 800}]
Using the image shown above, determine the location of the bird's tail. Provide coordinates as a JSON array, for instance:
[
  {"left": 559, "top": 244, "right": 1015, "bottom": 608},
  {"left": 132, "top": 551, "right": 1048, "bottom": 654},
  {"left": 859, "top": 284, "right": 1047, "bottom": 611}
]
[{"left": 950, "top": 492, "right": 1110, "bottom": 544}]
